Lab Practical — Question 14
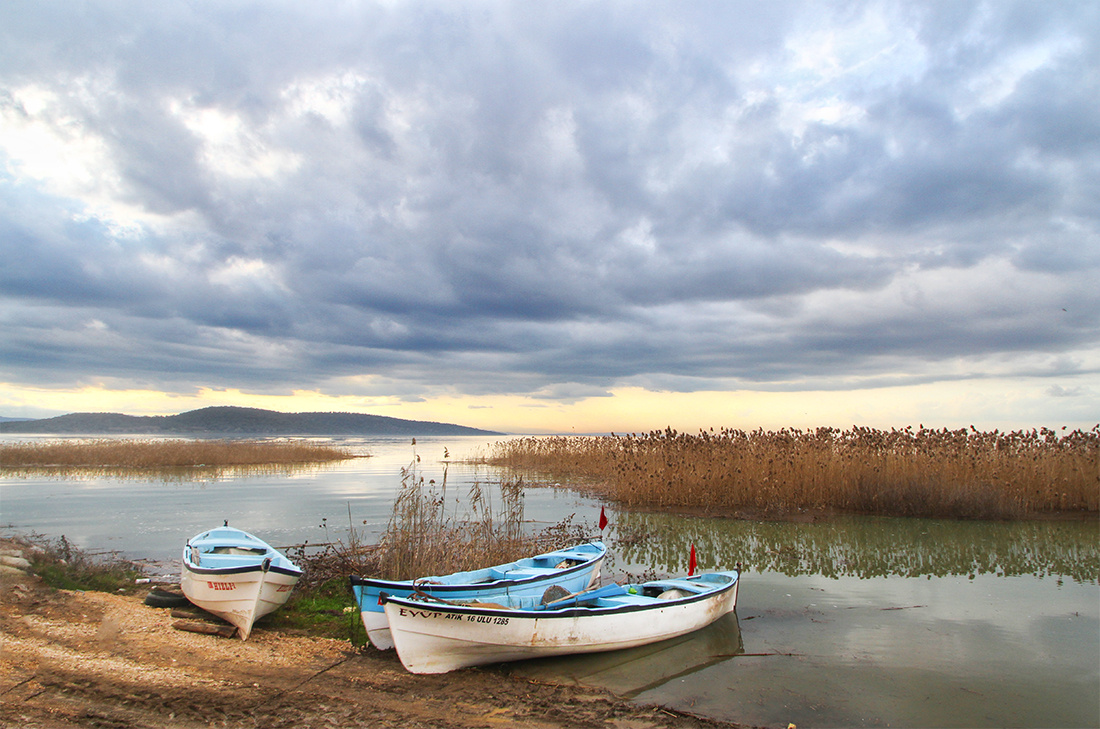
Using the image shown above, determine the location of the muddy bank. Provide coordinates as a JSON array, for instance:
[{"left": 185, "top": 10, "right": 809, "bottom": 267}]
[{"left": 0, "top": 539, "right": 746, "bottom": 729}]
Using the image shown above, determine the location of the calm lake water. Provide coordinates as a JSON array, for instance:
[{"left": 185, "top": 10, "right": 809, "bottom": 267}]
[{"left": 2, "top": 434, "right": 1098, "bottom": 728}]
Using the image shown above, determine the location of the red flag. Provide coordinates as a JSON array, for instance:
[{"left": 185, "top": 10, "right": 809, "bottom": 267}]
[
  {"left": 688, "top": 543, "right": 697, "bottom": 576},
  {"left": 598, "top": 506, "right": 608, "bottom": 531}
]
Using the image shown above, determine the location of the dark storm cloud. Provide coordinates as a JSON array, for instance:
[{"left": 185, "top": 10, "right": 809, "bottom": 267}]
[{"left": 1, "top": 1, "right": 1098, "bottom": 404}]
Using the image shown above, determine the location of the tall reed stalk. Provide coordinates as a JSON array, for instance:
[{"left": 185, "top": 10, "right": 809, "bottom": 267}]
[
  {"left": 370, "top": 444, "right": 588, "bottom": 580},
  {"left": 483, "top": 425, "right": 1100, "bottom": 520}
]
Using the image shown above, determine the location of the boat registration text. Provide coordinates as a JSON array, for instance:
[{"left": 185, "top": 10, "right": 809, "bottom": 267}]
[{"left": 397, "top": 607, "right": 509, "bottom": 625}]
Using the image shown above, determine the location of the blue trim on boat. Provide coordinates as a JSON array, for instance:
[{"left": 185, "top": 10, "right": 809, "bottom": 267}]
[
  {"left": 380, "top": 570, "right": 739, "bottom": 619},
  {"left": 349, "top": 558, "right": 596, "bottom": 593},
  {"left": 349, "top": 541, "right": 605, "bottom": 602},
  {"left": 182, "top": 525, "right": 302, "bottom": 577},
  {"left": 183, "top": 563, "right": 302, "bottom": 578}
]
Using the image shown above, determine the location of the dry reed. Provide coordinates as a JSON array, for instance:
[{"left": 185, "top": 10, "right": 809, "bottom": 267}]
[
  {"left": 482, "top": 425, "right": 1100, "bottom": 520},
  {"left": 374, "top": 451, "right": 589, "bottom": 580},
  {"left": 0, "top": 439, "right": 353, "bottom": 469},
  {"left": 301, "top": 446, "right": 593, "bottom": 586}
]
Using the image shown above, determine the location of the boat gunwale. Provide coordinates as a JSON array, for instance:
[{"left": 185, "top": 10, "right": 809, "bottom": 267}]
[
  {"left": 349, "top": 542, "right": 605, "bottom": 594},
  {"left": 381, "top": 570, "right": 739, "bottom": 620},
  {"left": 182, "top": 561, "right": 302, "bottom": 578},
  {"left": 183, "top": 526, "right": 302, "bottom": 578}
]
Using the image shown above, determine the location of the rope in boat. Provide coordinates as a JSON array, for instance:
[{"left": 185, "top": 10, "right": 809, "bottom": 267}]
[{"left": 410, "top": 580, "right": 460, "bottom": 604}]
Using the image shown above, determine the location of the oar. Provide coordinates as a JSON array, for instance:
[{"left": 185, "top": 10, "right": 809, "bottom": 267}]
[
  {"left": 541, "top": 583, "right": 627, "bottom": 608},
  {"left": 404, "top": 583, "right": 513, "bottom": 610}
]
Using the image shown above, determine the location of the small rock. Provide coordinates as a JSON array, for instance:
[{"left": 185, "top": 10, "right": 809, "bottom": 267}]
[{"left": 1, "top": 555, "right": 32, "bottom": 570}]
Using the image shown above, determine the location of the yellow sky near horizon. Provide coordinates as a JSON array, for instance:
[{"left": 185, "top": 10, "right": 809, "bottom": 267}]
[{"left": 2, "top": 377, "right": 1095, "bottom": 435}]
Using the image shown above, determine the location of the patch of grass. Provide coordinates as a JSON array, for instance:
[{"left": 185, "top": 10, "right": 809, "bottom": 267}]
[
  {"left": 266, "top": 576, "right": 366, "bottom": 645},
  {"left": 24, "top": 534, "right": 147, "bottom": 594}
]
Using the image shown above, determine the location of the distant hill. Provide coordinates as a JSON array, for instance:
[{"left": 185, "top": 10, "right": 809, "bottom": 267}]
[
  {"left": 0, "top": 416, "right": 31, "bottom": 423},
  {"left": 0, "top": 406, "right": 502, "bottom": 436}
]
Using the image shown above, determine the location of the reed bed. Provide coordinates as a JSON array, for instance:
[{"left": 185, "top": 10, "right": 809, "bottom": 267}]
[
  {"left": 0, "top": 438, "right": 353, "bottom": 469},
  {"left": 482, "top": 426, "right": 1100, "bottom": 520}
]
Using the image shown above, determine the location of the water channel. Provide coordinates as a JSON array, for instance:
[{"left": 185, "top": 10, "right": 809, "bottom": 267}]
[{"left": 2, "top": 434, "right": 1097, "bottom": 728}]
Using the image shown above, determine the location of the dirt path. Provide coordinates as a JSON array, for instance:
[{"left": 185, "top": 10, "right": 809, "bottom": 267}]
[{"left": 1, "top": 541, "right": 746, "bottom": 729}]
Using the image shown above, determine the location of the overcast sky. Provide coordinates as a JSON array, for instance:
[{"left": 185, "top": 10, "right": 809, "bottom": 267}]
[{"left": 1, "top": 1, "right": 1097, "bottom": 433}]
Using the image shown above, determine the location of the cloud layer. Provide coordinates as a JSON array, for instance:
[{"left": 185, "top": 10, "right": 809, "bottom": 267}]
[{"left": 2, "top": 1, "right": 1098, "bottom": 421}]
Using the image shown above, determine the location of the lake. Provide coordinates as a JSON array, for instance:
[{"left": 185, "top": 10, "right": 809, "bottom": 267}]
[{"left": 2, "top": 434, "right": 1097, "bottom": 728}]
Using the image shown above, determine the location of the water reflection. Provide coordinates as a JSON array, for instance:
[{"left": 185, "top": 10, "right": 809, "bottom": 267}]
[
  {"left": 612, "top": 511, "right": 1099, "bottom": 583},
  {"left": 1, "top": 462, "right": 341, "bottom": 483},
  {"left": 507, "top": 612, "right": 744, "bottom": 698}
]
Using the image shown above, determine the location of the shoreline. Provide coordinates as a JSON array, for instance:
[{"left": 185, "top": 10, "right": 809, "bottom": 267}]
[{"left": 0, "top": 537, "right": 742, "bottom": 729}]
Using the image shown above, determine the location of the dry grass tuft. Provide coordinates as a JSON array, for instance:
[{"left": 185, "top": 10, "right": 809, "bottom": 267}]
[{"left": 482, "top": 425, "right": 1100, "bottom": 520}]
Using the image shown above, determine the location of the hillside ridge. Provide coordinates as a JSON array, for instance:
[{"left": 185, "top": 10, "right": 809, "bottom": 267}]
[{"left": 0, "top": 406, "right": 501, "bottom": 436}]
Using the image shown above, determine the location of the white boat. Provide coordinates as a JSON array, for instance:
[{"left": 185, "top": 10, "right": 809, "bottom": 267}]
[
  {"left": 180, "top": 523, "right": 302, "bottom": 640},
  {"left": 382, "top": 569, "right": 740, "bottom": 674},
  {"left": 350, "top": 541, "right": 605, "bottom": 650}
]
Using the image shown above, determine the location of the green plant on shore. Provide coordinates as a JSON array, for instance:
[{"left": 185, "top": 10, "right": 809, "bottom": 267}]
[
  {"left": 22, "top": 534, "right": 148, "bottom": 593},
  {"left": 266, "top": 575, "right": 366, "bottom": 644},
  {"left": 481, "top": 425, "right": 1100, "bottom": 520}
]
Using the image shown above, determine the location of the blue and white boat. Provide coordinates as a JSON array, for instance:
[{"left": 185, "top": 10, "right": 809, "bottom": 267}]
[
  {"left": 180, "top": 524, "right": 302, "bottom": 640},
  {"left": 382, "top": 570, "right": 740, "bottom": 674},
  {"left": 350, "top": 541, "right": 606, "bottom": 650}
]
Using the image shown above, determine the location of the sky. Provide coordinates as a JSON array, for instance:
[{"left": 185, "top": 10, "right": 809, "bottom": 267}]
[{"left": 1, "top": 1, "right": 1098, "bottom": 435}]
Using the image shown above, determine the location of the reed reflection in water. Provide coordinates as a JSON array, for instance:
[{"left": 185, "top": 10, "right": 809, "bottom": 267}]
[
  {"left": 520, "top": 509, "right": 1098, "bottom": 728},
  {"left": 611, "top": 510, "right": 1099, "bottom": 583},
  {"left": 2, "top": 461, "right": 343, "bottom": 483}
]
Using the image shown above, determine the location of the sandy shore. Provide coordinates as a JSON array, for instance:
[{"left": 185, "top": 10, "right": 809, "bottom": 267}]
[{"left": 0, "top": 538, "right": 745, "bottom": 729}]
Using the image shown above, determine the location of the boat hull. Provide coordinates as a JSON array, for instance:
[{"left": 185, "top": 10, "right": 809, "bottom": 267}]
[
  {"left": 180, "top": 526, "right": 302, "bottom": 640},
  {"left": 383, "top": 571, "right": 739, "bottom": 674},
  {"left": 181, "top": 564, "right": 299, "bottom": 639},
  {"left": 351, "top": 541, "right": 605, "bottom": 650}
]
